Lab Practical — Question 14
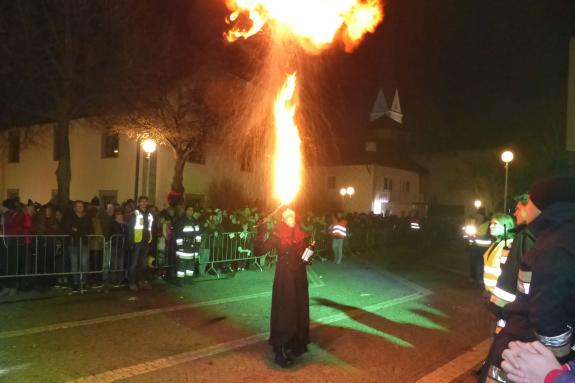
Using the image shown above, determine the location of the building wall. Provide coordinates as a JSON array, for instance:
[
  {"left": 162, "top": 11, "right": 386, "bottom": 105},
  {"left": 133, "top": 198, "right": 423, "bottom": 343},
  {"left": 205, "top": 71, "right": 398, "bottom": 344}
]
[
  {"left": 567, "top": 37, "right": 575, "bottom": 151},
  {"left": 417, "top": 149, "right": 501, "bottom": 218},
  {"left": 1, "top": 120, "right": 266, "bottom": 208},
  {"left": 312, "top": 164, "right": 421, "bottom": 214}
]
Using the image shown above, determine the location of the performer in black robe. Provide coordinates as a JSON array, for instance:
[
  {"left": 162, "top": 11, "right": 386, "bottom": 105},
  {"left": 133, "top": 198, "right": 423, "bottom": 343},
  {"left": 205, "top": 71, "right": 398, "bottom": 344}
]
[{"left": 256, "top": 208, "right": 310, "bottom": 368}]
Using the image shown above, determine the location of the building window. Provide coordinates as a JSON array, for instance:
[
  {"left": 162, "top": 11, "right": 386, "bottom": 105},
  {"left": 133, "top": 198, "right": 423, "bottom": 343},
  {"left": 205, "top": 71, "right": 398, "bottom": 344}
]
[
  {"left": 101, "top": 133, "right": 119, "bottom": 158},
  {"left": 384, "top": 177, "right": 393, "bottom": 191},
  {"left": 6, "top": 189, "right": 19, "bottom": 199},
  {"left": 7, "top": 132, "right": 20, "bottom": 163},
  {"left": 327, "top": 176, "right": 336, "bottom": 189},
  {"left": 365, "top": 141, "right": 377, "bottom": 152}
]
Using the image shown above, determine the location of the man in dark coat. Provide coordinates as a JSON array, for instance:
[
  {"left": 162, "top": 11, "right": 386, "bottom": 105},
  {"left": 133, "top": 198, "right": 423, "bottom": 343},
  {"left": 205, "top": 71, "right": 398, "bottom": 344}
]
[
  {"left": 488, "top": 194, "right": 536, "bottom": 330},
  {"left": 479, "top": 176, "right": 575, "bottom": 383},
  {"left": 256, "top": 208, "right": 310, "bottom": 368}
]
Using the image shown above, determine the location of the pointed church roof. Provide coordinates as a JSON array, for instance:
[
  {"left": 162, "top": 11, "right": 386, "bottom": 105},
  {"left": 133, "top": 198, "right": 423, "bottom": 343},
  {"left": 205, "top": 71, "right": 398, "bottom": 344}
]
[
  {"left": 370, "top": 88, "right": 389, "bottom": 122},
  {"left": 389, "top": 89, "right": 403, "bottom": 124}
]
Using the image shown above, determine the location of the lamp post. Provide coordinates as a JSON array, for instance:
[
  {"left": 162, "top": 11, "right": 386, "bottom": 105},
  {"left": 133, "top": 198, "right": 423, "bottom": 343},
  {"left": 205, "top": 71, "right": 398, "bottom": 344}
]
[
  {"left": 474, "top": 200, "right": 482, "bottom": 210},
  {"left": 501, "top": 150, "right": 514, "bottom": 213},
  {"left": 134, "top": 138, "right": 157, "bottom": 200}
]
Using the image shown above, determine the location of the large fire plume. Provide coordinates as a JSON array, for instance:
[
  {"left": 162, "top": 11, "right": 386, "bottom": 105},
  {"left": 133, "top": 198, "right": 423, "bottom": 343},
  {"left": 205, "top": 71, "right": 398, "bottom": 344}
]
[
  {"left": 225, "top": 0, "right": 383, "bottom": 205},
  {"left": 225, "top": 0, "right": 383, "bottom": 52}
]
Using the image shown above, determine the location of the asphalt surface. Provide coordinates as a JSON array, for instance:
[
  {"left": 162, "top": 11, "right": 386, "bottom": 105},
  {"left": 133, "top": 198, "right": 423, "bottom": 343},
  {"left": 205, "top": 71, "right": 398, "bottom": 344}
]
[{"left": 0, "top": 244, "right": 490, "bottom": 382}]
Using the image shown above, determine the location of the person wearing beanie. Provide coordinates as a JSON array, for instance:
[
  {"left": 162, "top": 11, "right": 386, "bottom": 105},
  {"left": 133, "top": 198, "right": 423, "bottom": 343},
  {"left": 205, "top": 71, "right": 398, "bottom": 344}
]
[{"left": 479, "top": 176, "right": 575, "bottom": 383}]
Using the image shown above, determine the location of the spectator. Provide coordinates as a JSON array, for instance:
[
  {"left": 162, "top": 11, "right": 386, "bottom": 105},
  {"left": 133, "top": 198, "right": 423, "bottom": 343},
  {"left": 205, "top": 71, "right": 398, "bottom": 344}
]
[
  {"left": 126, "top": 196, "right": 154, "bottom": 292},
  {"left": 65, "top": 200, "right": 92, "bottom": 293}
]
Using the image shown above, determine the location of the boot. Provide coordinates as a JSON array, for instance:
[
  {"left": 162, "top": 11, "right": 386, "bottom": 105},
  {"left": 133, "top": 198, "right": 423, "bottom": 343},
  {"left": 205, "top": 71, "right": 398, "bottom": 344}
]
[{"left": 274, "top": 345, "right": 293, "bottom": 368}]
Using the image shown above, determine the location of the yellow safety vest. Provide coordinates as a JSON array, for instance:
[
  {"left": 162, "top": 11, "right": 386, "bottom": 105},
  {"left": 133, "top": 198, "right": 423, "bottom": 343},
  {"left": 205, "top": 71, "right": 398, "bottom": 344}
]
[
  {"left": 134, "top": 210, "right": 153, "bottom": 244},
  {"left": 483, "top": 239, "right": 512, "bottom": 293}
]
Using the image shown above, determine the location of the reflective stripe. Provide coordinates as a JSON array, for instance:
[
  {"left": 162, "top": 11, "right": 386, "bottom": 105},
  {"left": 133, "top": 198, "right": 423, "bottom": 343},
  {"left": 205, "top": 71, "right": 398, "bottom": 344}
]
[
  {"left": 495, "top": 319, "right": 506, "bottom": 334},
  {"left": 176, "top": 251, "right": 197, "bottom": 259},
  {"left": 484, "top": 266, "right": 502, "bottom": 277},
  {"left": 177, "top": 271, "right": 185, "bottom": 278},
  {"left": 176, "top": 239, "right": 184, "bottom": 245},
  {"left": 484, "top": 279, "right": 497, "bottom": 287},
  {"left": 488, "top": 365, "right": 509, "bottom": 382},
  {"left": 195, "top": 235, "right": 202, "bottom": 242},
  {"left": 195, "top": 225, "right": 200, "bottom": 231},
  {"left": 475, "top": 239, "right": 492, "bottom": 247},
  {"left": 185, "top": 270, "right": 194, "bottom": 276},
  {"left": 183, "top": 226, "right": 195, "bottom": 232},
  {"left": 517, "top": 281, "right": 531, "bottom": 294},
  {"left": 535, "top": 326, "right": 573, "bottom": 348},
  {"left": 500, "top": 256, "right": 508, "bottom": 264},
  {"left": 492, "top": 287, "right": 516, "bottom": 303}
]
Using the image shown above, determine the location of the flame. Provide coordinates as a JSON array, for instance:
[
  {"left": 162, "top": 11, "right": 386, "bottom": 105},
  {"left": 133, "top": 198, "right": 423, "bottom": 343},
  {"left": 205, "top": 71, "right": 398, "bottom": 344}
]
[
  {"left": 225, "top": 0, "right": 383, "bottom": 52},
  {"left": 224, "top": 0, "right": 384, "bottom": 205},
  {"left": 273, "top": 73, "right": 301, "bottom": 204}
]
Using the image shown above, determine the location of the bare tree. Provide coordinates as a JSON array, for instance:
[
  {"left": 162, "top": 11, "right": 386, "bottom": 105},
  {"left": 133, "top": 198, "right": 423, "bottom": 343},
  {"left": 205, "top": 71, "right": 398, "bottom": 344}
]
[
  {"left": 107, "top": 79, "right": 218, "bottom": 195},
  {"left": 0, "top": 0, "right": 171, "bottom": 207}
]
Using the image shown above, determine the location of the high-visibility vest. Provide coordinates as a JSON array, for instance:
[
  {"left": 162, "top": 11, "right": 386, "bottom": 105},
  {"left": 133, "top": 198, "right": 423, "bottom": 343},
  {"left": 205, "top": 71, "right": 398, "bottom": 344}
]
[
  {"left": 483, "top": 239, "right": 513, "bottom": 293},
  {"left": 134, "top": 210, "right": 153, "bottom": 244},
  {"left": 330, "top": 224, "right": 347, "bottom": 238}
]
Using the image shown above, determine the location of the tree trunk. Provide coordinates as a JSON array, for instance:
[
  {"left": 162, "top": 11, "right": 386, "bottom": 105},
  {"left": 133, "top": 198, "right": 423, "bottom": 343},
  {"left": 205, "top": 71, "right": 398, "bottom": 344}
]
[
  {"left": 171, "top": 151, "right": 186, "bottom": 194},
  {"left": 55, "top": 118, "right": 72, "bottom": 208}
]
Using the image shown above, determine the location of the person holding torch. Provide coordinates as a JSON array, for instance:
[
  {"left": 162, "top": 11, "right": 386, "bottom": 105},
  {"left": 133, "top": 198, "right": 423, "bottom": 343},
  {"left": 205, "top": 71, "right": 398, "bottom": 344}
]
[{"left": 255, "top": 207, "right": 313, "bottom": 368}]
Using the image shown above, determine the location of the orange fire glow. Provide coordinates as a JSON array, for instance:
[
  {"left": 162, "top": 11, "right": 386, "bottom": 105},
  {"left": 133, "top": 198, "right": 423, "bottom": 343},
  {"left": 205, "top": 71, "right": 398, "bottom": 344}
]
[
  {"left": 273, "top": 73, "right": 301, "bottom": 205},
  {"left": 224, "top": 0, "right": 383, "bottom": 205},
  {"left": 225, "top": 0, "right": 383, "bottom": 52}
]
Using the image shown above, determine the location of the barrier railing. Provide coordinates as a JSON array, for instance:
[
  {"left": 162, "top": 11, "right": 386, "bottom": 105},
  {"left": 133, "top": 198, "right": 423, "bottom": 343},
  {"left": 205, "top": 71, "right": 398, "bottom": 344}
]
[
  {"left": 0, "top": 230, "right": 330, "bottom": 292},
  {"left": 0, "top": 235, "right": 106, "bottom": 294}
]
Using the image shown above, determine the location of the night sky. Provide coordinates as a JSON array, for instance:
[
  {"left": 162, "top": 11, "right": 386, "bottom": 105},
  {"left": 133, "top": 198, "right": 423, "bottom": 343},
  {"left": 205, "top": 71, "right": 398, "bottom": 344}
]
[{"left": 1, "top": 0, "right": 574, "bottom": 155}]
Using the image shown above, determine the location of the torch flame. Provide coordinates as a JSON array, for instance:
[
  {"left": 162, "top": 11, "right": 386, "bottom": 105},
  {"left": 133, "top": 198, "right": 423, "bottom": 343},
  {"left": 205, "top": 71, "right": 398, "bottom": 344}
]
[
  {"left": 274, "top": 73, "right": 301, "bottom": 205},
  {"left": 224, "top": 0, "right": 383, "bottom": 52}
]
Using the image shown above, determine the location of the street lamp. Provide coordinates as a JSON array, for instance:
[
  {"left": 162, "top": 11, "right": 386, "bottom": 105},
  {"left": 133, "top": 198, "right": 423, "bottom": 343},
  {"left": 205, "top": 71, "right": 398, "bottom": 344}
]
[
  {"left": 134, "top": 138, "right": 157, "bottom": 200},
  {"left": 339, "top": 188, "right": 347, "bottom": 197},
  {"left": 346, "top": 186, "right": 355, "bottom": 196},
  {"left": 142, "top": 139, "right": 157, "bottom": 158},
  {"left": 501, "top": 150, "right": 514, "bottom": 213},
  {"left": 474, "top": 200, "right": 482, "bottom": 209}
]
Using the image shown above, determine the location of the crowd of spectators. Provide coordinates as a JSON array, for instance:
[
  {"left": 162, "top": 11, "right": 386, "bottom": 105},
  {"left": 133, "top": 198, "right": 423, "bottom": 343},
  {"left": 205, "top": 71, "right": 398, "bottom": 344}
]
[{"left": 0, "top": 194, "right": 425, "bottom": 296}]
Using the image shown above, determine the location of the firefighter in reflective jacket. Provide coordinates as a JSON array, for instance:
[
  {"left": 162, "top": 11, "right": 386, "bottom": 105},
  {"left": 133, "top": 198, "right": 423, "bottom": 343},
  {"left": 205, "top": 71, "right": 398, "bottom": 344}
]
[
  {"left": 478, "top": 177, "right": 575, "bottom": 383},
  {"left": 174, "top": 206, "right": 201, "bottom": 283},
  {"left": 483, "top": 214, "right": 515, "bottom": 294},
  {"left": 488, "top": 195, "right": 535, "bottom": 334}
]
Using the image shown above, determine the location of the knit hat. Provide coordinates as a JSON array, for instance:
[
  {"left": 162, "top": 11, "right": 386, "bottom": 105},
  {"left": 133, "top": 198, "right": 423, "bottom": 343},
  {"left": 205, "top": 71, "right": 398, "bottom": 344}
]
[{"left": 529, "top": 176, "right": 575, "bottom": 210}]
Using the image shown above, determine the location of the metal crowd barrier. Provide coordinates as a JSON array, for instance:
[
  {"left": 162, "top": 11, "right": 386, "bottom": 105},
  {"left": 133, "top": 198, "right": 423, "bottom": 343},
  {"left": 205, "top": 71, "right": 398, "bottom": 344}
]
[
  {"left": 0, "top": 235, "right": 107, "bottom": 294},
  {"left": 0, "top": 230, "right": 329, "bottom": 291}
]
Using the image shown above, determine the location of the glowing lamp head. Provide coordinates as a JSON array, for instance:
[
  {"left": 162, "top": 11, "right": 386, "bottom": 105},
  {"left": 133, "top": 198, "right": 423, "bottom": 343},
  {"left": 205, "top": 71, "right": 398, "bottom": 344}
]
[
  {"left": 474, "top": 200, "right": 482, "bottom": 209},
  {"left": 464, "top": 224, "right": 477, "bottom": 237},
  {"left": 340, "top": 188, "right": 347, "bottom": 196},
  {"left": 346, "top": 187, "right": 355, "bottom": 196},
  {"left": 501, "top": 150, "right": 514, "bottom": 163},
  {"left": 142, "top": 139, "right": 157, "bottom": 154}
]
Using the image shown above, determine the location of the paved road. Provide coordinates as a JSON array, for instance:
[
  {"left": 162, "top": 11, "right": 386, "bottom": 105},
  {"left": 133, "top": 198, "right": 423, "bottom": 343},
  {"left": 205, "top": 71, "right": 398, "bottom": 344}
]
[{"left": 0, "top": 247, "right": 489, "bottom": 383}]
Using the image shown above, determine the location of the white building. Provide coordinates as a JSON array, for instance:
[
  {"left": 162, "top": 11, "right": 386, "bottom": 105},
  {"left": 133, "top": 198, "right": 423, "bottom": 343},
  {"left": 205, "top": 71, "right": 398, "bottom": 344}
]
[
  {"left": 0, "top": 119, "right": 265, "bottom": 208},
  {"left": 309, "top": 88, "right": 425, "bottom": 215}
]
